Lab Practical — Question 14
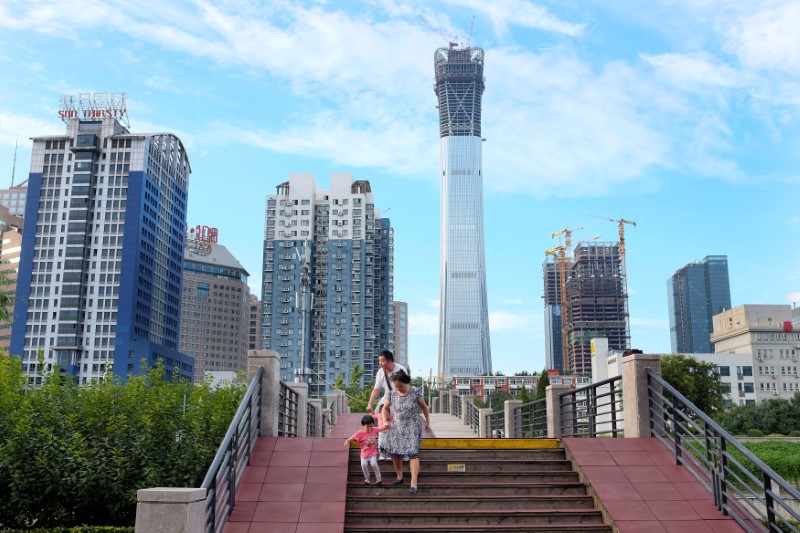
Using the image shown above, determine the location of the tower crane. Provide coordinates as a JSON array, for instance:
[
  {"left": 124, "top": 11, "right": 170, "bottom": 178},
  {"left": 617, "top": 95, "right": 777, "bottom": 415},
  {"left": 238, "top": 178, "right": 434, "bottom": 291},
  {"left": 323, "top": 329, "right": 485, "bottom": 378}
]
[
  {"left": 418, "top": 14, "right": 457, "bottom": 50},
  {"left": 589, "top": 215, "right": 637, "bottom": 278},
  {"left": 551, "top": 222, "right": 599, "bottom": 258}
]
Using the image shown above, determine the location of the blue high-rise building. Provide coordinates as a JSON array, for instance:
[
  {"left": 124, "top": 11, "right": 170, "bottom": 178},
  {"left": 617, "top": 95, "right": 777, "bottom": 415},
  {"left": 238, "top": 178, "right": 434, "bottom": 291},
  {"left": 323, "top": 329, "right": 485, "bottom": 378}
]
[
  {"left": 668, "top": 255, "right": 731, "bottom": 354},
  {"left": 435, "top": 45, "right": 492, "bottom": 377},
  {"left": 11, "top": 104, "right": 192, "bottom": 385},
  {"left": 261, "top": 173, "right": 393, "bottom": 397}
]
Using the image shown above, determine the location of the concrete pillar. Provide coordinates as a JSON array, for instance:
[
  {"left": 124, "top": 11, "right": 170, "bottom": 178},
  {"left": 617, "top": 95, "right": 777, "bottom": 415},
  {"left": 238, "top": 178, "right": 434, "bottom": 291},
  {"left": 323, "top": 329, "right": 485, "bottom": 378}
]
[
  {"left": 336, "top": 390, "right": 349, "bottom": 414},
  {"left": 461, "top": 395, "right": 473, "bottom": 426},
  {"left": 431, "top": 396, "right": 440, "bottom": 414},
  {"left": 478, "top": 407, "right": 493, "bottom": 438},
  {"left": 308, "top": 398, "right": 323, "bottom": 437},
  {"left": 248, "top": 349, "right": 280, "bottom": 436},
  {"left": 546, "top": 383, "right": 572, "bottom": 438},
  {"left": 622, "top": 353, "right": 662, "bottom": 438},
  {"left": 135, "top": 488, "right": 206, "bottom": 533},
  {"left": 322, "top": 408, "right": 332, "bottom": 437},
  {"left": 504, "top": 400, "right": 522, "bottom": 439},
  {"left": 288, "top": 382, "right": 309, "bottom": 437}
]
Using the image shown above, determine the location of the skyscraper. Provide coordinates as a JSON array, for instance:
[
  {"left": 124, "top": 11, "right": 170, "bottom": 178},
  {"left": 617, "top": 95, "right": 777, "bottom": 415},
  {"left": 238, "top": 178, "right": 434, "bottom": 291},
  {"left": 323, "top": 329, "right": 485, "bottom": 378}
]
[
  {"left": 565, "top": 242, "right": 629, "bottom": 375},
  {"left": 543, "top": 260, "right": 565, "bottom": 373},
  {"left": 179, "top": 239, "right": 249, "bottom": 382},
  {"left": 0, "top": 205, "right": 23, "bottom": 351},
  {"left": 261, "top": 172, "right": 393, "bottom": 397},
  {"left": 434, "top": 45, "right": 492, "bottom": 377},
  {"left": 668, "top": 255, "right": 731, "bottom": 353},
  {"left": 11, "top": 96, "right": 192, "bottom": 385},
  {"left": 393, "top": 301, "right": 408, "bottom": 368}
]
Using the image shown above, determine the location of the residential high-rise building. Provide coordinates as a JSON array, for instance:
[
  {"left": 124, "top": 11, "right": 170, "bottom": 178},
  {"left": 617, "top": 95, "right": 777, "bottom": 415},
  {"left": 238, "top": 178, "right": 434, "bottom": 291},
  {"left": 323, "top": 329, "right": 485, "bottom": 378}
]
[
  {"left": 179, "top": 239, "right": 249, "bottom": 382},
  {"left": 247, "top": 293, "right": 262, "bottom": 351},
  {"left": 434, "top": 45, "right": 492, "bottom": 377},
  {"left": 668, "top": 255, "right": 731, "bottom": 354},
  {"left": 0, "top": 205, "right": 23, "bottom": 351},
  {"left": 393, "top": 301, "right": 408, "bottom": 368},
  {"left": 11, "top": 103, "right": 193, "bottom": 385},
  {"left": 261, "top": 172, "right": 393, "bottom": 397},
  {"left": 564, "top": 242, "right": 629, "bottom": 375}
]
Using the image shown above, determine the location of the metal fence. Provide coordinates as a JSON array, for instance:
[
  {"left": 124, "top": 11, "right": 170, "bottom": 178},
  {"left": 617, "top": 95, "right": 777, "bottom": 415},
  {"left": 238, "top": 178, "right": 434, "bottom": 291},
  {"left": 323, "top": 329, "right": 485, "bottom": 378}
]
[
  {"left": 647, "top": 369, "right": 800, "bottom": 533},
  {"left": 278, "top": 381, "right": 299, "bottom": 437},
  {"left": 513, "top": 398, "right": 548, "bottom": 438},
  {"left": 453, "top": 394, "right": 462, "bottom": 418},
  {"left": 465, "top": 400, "right": 480, "bottom": 434},
  {"left": 201, "top": 367, "right": 263, "bottom": 533},
  {"left": 560, "top": 375, "right": 623, "bottom": 438},
  {"left": 487, "top": 409, "right": 504, "bottom": 438},
  {"left": 307, "top": 400, "right": 317, "bottom": 437},
  {"left": 442, "top": 393, "right": 450, "bottom": 414}
]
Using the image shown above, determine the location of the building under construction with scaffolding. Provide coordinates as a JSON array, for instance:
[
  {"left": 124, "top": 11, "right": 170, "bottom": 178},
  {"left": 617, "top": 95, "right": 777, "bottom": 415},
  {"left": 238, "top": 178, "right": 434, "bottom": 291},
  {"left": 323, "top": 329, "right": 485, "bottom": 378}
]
[{"left": 544, "top": 241, "right": 630, "bottom": 376}]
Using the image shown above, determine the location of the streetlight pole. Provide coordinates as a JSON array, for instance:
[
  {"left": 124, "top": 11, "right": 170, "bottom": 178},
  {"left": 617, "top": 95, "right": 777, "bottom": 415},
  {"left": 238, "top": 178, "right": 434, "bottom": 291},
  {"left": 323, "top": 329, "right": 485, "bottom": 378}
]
[{"left": 296, "top": 243, "right": 311, "bottom": 385}]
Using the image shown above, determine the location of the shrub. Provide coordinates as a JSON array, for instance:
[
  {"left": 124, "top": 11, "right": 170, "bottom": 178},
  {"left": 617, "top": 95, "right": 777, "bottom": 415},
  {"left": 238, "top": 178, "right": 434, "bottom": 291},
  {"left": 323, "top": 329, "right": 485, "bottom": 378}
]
[
  {"left": 768, "top": 433, "right": 785, "bottom": 437},
  {"left": 747, "top": 429, "right": 764, "bottom": 437},
  {"left": 0, "top": 358, "right": 244, "bottom": 529},
  {"left": 790, "top": 430, "right": 800, "bottom": 438}
]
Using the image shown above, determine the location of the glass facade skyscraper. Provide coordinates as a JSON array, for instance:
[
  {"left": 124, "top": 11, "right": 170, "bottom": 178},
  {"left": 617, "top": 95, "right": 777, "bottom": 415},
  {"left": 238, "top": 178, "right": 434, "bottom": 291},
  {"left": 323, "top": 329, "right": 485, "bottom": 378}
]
[
  {"left": 434, "top": 46, "right": 492, "bottom": 377},
  {"left": 668, "top": 255, "right": 731, "bottom": 353}
]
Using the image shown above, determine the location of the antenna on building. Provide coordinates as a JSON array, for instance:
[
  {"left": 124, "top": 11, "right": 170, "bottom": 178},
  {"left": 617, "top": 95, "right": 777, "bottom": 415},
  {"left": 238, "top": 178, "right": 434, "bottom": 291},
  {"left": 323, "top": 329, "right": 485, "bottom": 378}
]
[{"left": 11, "top": 135, "right": 18, "bottom": 187}]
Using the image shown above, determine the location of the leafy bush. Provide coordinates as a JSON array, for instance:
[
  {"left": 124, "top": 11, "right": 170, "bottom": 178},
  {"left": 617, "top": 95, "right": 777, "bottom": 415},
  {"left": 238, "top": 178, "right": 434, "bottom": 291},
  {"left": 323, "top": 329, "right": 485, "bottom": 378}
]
[
  {"left": 731, "top": 441, "right": 800, "bottom": 483},
  {"left": 790, "top": 430, "right": 800, "bottom": 437},
  {"left": 748, "top": 429, "right": 765, "bottom": 437},
  {"left": 768, "top": 433, "right": 785, "bottom": 437},
  {"left": 0, "top": 356, "right": 244, "bottom": 529},
  {"left": 717, "top": 394, "right": 800, "bottom": 435}
]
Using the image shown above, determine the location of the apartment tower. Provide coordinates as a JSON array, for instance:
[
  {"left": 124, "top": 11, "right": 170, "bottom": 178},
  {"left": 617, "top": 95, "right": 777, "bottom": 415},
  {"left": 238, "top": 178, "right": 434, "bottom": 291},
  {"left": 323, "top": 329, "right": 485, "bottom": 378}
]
[
  {"left": 261, "top": 173, "right": 393, "bottom": 397},
  {"left": 434, "top": 45, "right": 492, "bottom": 377},
  {"left": 11, "top": 97, "right": 192, "bottom": 384},
  {"left": 668, "top": 255, "right": 731, "bottom": 353}
]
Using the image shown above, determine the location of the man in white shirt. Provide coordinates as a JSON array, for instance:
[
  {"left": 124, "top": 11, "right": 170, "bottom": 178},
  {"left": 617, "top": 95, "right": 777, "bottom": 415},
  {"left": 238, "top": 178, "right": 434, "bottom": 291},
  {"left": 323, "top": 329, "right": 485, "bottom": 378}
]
[{"left": 366, "top": 350, "right": 407, "bottom": 416}]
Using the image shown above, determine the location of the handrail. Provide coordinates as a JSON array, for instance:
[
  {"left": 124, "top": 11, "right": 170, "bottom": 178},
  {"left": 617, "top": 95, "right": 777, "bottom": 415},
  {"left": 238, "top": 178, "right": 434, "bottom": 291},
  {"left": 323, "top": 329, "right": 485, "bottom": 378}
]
[
  {"left": 513, "top": 397, "right": 548, "bottom": 438},
  {"left": 466, "top": 400, "right": 480, "bottom": 434},
  {"left": 307, "top": 400, "right": 317, "bottom": 437},
  {"left": 201, "top": 367, "right": 263, "bottom": 533},
  {"left": 442, "top": 393, "right": 450, "bottom": 414},
  {"left": 278, "top": 381, "right": 299, "bottom": 436},
  {"left": 647, "top": 369, "right": 800, "bottom": 533},
  {"left": 453, "top": 394, "right": 462, "bottom": 418},
  {"left": 487, "top": 408, "right": 504, "bottom": 438},
  {"left": 559, "top": 375, "right": 623, "bottom": 438}
]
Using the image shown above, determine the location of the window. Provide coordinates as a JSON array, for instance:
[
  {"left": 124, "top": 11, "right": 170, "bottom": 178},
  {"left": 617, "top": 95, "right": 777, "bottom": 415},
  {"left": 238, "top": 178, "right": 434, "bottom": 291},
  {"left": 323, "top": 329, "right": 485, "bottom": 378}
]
[{"left": 717, "top": 366, "right": 730, "bottom": 377}]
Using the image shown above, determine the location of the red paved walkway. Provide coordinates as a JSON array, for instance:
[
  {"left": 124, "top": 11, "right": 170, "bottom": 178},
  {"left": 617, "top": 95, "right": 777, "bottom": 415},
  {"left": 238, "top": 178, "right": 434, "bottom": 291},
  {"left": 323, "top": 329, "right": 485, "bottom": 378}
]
[
  {"left": 223, "top": 414, "right": 743, "bottom": 532},
  {"left": 563, "top": 437, "right": 744, "bottom": 533}
]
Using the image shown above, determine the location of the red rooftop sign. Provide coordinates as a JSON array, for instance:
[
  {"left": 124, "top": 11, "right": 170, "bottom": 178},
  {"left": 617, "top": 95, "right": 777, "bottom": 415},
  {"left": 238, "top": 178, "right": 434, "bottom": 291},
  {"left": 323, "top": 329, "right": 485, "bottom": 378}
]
[{"left": 59, "top": 93, "right": 129, "bottom": 127}]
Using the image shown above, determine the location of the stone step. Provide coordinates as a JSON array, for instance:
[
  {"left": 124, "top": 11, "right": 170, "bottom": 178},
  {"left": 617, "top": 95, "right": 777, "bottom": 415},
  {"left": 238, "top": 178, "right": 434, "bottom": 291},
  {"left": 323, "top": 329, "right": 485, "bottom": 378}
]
[
  {"left": 348, "top": 470, "right": 580, "bottom": 483},
  {"left": 344, "top": 523, "right": 612, "bottom": 533},
  {"left": 350, "top": 448, "right": 568, "bottom": 461},
  {"left": 347, "top": 459, "right": 574, "bottom": 473},
  {"left": 344, "top": 508, "right": 606, "bottom": 526},
  {"left": 346, "top": 493, "right": 596, "bottom": 511},
  {"left": 345, "top": 480, "right": 589, "bottom": 497}
]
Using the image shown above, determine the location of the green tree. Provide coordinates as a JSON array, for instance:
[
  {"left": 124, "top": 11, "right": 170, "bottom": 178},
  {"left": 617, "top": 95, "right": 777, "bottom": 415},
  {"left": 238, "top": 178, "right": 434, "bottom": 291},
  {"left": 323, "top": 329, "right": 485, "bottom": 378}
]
[
  {"left": 717, "top": 393, "right": 800, "bottom": 435},
  {"left": 534, "top": 369, "right": 550, "bottom": 401},
  {"left": 517, "top": 383, "right": 534, "bottom": 404},
  {"left": 0, "top": 271, "right": 14, "bottom": 324},
  {"left": 333, "top": 364, "right": 374, "bottom": 413},
  {"left": 660, "top": 353, "right": 726, "bottom": 415},
  {"left": 514, "top": 370, "right": 531, "bottom": 376},
  {"left": 485, "top": 390, "right": 511, "bottom": 411}
]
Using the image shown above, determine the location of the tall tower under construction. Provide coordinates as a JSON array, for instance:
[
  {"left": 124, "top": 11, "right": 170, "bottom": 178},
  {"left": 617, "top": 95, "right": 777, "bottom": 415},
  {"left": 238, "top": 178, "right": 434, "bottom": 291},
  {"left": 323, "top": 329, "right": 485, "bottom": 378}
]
[
  {"left": 435, "top": 45, "right": 492, "bottom": 377},
  {"left": 564, "top": 242, "right": 630, "bottom": 375}
]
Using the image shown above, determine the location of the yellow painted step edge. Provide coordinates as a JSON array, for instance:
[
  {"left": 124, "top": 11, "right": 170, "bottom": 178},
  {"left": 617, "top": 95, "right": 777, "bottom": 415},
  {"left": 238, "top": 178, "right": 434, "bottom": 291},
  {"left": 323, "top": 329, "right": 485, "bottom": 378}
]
[{"left": 421, "top": 438, "right": 561, "bottom": 449}]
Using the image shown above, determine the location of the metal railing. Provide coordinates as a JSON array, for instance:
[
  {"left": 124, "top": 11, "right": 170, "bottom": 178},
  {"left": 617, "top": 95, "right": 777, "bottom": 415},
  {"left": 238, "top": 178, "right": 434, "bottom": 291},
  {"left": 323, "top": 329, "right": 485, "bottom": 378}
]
[
  {"left": 442, "top": 393, "right": 450, "bottom": 414},
  {"left": 201, "top": 367, "right": 263, "bottom": 533},
  {"left": 513, "top": 398, "right": 548, "bottom": 438},
  {"left": 453, "top": 394, "right": 462, "bottom": 418},
  {"left": 487, "top": 409, "right": 504, "bottom": 438},
  {"left": 278, "top": 381, "right": 299, "bottom": 436},
  {"left": 560, "top": 375, "right": 623, "bottom": 438},
  {"left": 647, "top": 369, "right": 800, "bottom": 533},
  {"left": 466, "top": 400, "right": 480, "bottom": 434}
]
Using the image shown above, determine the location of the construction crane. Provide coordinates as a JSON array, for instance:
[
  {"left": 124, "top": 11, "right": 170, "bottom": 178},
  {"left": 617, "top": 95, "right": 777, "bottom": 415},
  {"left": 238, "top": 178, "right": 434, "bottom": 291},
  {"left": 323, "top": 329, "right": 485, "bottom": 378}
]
[
  {"left": 589, "top": 215, "right": 637, "bottom": 275},
  {"left": 465, "top": 15, "right": 475, "bottom": 48},
  {"left": 551, "top": 222, "right": 599, "bottom": 257},
  {"left": 418, "top": 14, "right": 458, "bottom": 50}
]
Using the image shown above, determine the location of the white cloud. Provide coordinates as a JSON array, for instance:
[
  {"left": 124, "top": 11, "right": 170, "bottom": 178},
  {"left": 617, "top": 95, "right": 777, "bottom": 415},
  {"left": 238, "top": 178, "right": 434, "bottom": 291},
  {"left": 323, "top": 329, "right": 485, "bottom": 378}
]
[
  {"left": 446, "top": 0, "right": 585, "bottom": 37},
  {"left": 723, "top": 1, "right": 800, "bottom": 74},
  {"left": 409, "top": 312, "right": 438, "bottom": 335},
  {"left": 489, "top": 310, "right": 536, "bottom": 331},
  {"left": 786, "top": 292, "right": 800, "bottom": 304},
  {"left": 642, "top": 52, "right": 744, "bottom": 88},
  {"left": 0, "top": 111, "right": 60, "bottom": 148}
]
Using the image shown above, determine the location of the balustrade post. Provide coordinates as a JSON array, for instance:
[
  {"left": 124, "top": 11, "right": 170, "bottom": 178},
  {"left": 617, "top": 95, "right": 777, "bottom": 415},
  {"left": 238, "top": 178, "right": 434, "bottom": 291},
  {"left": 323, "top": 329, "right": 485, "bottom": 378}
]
[
  {"left": 248, "top": 349, "right": 280, "bottom": 436},
  {"left": 622, "top": 353, "right": 661, "bottom": 438},
  {"left": 478, "top": 408, "right": 493, "bottom": 438},
  {"left": 505, "top": 400, "right": 522, "bottom": 439},
  {"left": 322, "top": 408, "right": 332, "bottom": 437},
  {"left": 336, "top": 390, "right": 349, "bottom": 414},
  {"left": 288, "top": 382, "right": 309, "bottom": 437},
  {"left": 461, "top": 395, "right": 473, "bottom": 425},
  {"left": 308, "top": 398, "right": 323, "bottom": 437},
  {"left": 135, "top": 488, "right": 206, "bottom": 533},
  {"left": 546, "top": 383, "right": 571, "bottom": 438}
]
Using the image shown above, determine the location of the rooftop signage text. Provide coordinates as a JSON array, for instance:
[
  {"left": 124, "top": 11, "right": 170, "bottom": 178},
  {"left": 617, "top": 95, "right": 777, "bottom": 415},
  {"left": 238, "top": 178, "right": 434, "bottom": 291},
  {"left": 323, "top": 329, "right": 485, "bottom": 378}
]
[{"left": 59, "top": 92, "right": 129, "bottom": 127}]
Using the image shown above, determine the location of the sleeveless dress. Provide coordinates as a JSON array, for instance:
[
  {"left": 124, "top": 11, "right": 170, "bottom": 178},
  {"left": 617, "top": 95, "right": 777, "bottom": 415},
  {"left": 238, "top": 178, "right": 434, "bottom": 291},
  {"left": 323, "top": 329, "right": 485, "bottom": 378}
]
[{"left": 385, "top": 386, "right": 422, "bottom": 457}]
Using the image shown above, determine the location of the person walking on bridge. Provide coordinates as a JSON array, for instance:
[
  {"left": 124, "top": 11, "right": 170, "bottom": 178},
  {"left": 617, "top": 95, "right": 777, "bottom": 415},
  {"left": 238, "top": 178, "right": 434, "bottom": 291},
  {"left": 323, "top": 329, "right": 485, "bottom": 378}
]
[{"left": 366, "top": 350, "right": 406, "bottom": 459}]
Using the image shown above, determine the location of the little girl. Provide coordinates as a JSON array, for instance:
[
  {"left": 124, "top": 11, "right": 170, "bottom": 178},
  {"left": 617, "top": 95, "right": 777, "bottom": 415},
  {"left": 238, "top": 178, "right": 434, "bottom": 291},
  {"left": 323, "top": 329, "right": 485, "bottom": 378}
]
[{"left": 344, "top": 414, "right": 388, "bottom": 485}]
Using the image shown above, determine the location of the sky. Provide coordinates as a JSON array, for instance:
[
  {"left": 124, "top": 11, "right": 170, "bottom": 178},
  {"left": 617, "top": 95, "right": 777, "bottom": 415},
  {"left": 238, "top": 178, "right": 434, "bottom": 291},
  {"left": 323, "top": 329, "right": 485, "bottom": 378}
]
[{"left": 1, "top": 0, "right": 799, "bottom": 377}]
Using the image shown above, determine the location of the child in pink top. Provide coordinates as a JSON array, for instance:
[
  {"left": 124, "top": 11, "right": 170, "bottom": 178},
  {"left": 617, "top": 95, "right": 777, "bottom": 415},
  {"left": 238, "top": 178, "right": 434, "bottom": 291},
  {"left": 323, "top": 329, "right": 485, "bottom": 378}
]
[{"left": 344, "top": 414, "right": 388, "bottom": 485}]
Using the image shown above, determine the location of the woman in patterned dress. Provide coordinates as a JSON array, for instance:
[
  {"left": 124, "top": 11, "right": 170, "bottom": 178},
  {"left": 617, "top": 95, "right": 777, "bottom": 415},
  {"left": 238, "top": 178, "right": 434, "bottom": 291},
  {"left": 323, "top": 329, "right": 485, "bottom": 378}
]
[{"left": 380, "top": 369, "right": 432, "bottom": 494}]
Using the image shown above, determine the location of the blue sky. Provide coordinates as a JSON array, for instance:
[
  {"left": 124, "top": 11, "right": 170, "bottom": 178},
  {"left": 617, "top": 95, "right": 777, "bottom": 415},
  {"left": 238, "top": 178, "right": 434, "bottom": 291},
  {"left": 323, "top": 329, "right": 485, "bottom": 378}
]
[{"left": 2, "top": 0, "right": 799, "bottom": 377}]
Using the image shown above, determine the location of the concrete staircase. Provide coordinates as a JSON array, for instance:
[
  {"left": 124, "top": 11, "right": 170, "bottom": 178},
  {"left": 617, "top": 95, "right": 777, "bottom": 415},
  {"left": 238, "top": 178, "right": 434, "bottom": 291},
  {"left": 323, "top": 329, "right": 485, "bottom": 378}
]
[{"left": 344, "top": 441, "right": 612, "bottom": 532}]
